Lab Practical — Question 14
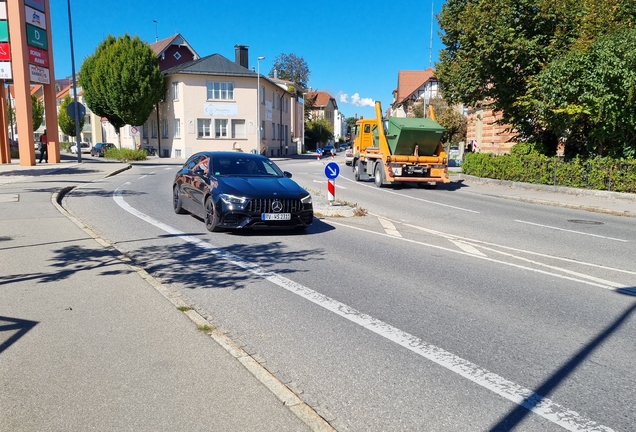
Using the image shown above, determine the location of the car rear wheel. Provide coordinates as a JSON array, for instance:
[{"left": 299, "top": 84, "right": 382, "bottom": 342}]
[
  {"left": 173, "top": 185, "right": 187, "bottom": 214},
  {"left": 204, "top": 197, "right": 221, "bottom": 232}
]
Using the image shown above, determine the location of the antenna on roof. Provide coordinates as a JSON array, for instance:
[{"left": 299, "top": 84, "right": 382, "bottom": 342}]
[
  {"left": 153, "top": 20, "right": 158, "bottom": 42},
  {"left": 429, "top": 1, "right": 434, "bottom": 67}
]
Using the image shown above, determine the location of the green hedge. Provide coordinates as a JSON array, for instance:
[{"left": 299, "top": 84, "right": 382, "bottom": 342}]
[
  {"left": 462, "top": 151, "right": 636, "bottom": 193},
  {"left": 104, "top": 148, "right": 147, "bottom": 161}
]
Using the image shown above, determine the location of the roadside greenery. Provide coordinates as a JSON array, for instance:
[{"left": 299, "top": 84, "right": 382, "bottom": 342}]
[
  {"left": 103, "top": 147, "right": 147, "bottom": 161},
  {"left": 31, "top": 95, "right": 44, "bottom": 131},
  {"left": 305, "top": 118, "right": 334, "bottom": 148},
  {"left": 462, "top": 147, "right": 636, "bottom": 193},
  {"left": 436, "top": 0, "right": 636, "bottom": 158},
  {"left": 58, "top": 94, "right": 85, "bottom": 137}
]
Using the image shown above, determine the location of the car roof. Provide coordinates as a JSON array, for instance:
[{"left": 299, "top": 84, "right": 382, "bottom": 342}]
[{"left": 190, "top": 151, "right": 268, "bottom": 160}]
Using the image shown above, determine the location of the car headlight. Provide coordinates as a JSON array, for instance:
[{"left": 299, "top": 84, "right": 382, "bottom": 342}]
[
  {"left": 301, "top": 194, "right": 312, "bottom": 206},
  {"left": 220, "top": 194, "right": 247, "bottom": 209}
]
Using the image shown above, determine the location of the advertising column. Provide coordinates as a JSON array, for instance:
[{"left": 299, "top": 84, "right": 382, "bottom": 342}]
[
  {"left": 6, "top": 0, "right": 58, "bottom": 166},
  {"left": 0, "top": 1, "right": 11, "bottom": 163}
]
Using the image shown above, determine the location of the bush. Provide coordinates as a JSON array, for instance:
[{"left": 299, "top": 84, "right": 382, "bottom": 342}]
[
  {"left": 60, "top": 142, "right": 73, "bottom": 153},
  {"left": 462, "top": 150, "right": 636, "bottom": 192},
  {"left": 104, "top": 147, "right": 147, "bottom": 161}
]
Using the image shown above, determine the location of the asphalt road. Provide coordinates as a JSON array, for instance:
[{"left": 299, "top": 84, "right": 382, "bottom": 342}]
[{"left": 65, "top": 158, "right": 636, "bottom": 432}]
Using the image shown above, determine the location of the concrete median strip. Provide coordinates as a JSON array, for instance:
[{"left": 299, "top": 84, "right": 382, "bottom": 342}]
[{"left": 52, "top": 185, "right": 336, "bottom": 432}]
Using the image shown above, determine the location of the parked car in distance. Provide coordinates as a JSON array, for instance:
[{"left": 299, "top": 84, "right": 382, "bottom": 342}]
[
  {"left": 173, "top": 152, "right": 314, "bottom": 232},
  {"left": 90, "top": 143, "right": 116, "bottom": 157},
  {"left": 71, "top": 142, "right": 91, "bottom": 154},
  {"left": 345, "top": 147, "right": 354, "bottom": 165}
]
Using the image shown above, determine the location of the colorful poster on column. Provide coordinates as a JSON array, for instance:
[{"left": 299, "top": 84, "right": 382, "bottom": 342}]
[
  {"left": 0, "top": 42, "right": 10, "bottom": 60},
  {"left": 0, "top": 21, "right": 7, "bottom": 41},
  {"left": 0, "top": 2, "right": 7, "bottom": 20},
  {"left": 25, "top": 6, "right": 46, "bottom": 30},
  {"left": 0, "top": 61, "right": 11, "bottom": 79},
  {"left": 25, "top": 0, "right": 45, "bottom": 12}
]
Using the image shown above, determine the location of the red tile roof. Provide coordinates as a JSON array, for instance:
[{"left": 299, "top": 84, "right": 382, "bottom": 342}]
[
  {"left": 306, "top": 91, "right": 337, "bottom": 109},
  {"left": 395, "top": 69, "right": 436, "bottom": 103},
  {"left": 150, "top": 35, "right": 177, "bottom": 56}
]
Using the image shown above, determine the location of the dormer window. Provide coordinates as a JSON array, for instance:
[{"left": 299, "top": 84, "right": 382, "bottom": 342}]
[{"left": 173, "top": 51, "right": 181, "bottom": 60}]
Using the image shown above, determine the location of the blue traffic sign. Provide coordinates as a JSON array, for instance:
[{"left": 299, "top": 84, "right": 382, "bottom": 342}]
[
  {"left": 324, "top": 161, "right": 340, "bottom": 179},
  {"left": 316, "top": 148, "right": 322, "bottom": 154}
]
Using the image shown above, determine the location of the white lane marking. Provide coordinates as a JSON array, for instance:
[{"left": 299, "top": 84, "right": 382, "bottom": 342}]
[
  {"left": 378, "top": 217, "right": 402, "bottom": 237},
  {"left": 459, "top": 241, "right": 626, "bottom": 289},
  {"left": 403, "top": 223, "right": 636, "bottom": 277},
  {"left": 516, "top": 220, "right": 629, "bottom": 243},
  {"left": 112, "top": 188, "right": 613, "bottom": 432},
  {"left": 338, "top": 175, "right": 480, "bottom": 213},
  {"left": 328, "top": 220, "right": 621, "bottom": 290},
  {"left": 450, "top": 240, "right": 487, "bottom": 257}
]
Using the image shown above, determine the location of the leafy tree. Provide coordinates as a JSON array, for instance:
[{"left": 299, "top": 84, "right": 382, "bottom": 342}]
[
  {"left": 79, "top": 34, "right": 164, "bottom": 143},
  {"left": 269, "top": 53, "right": 310, "bottom": 89},
  {"left": 305, "top": 118, "right": 333, "bottom": 147},
  {"left": 31, "top": 94, "right": 44, "bottom": 131},
  {"left": 436, "top": 0, "right": 636, "bottom": 150},
  {"left": 79, "top": 36, "right": 126, "bottom": 135},
  {"left": 304, "top": 96, "right": 315, "bottom": 120},
  {"left": 97, "top": 34, "right": 165, "bottom": 126},
  {"left": 533, "top": 28, "right": 636, "bottom": 158},
  {"left": 57, "top": 94, "right": 85, "bottom": 137}
]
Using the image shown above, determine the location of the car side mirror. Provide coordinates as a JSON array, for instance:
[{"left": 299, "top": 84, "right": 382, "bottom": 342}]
[{"left": 283, "top": 171, "right": 292, "bottom": 178}]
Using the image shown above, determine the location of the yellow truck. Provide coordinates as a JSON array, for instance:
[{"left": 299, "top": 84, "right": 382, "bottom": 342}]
[{"left": 351, "top": 102, "right": 450, "bottom": 188}]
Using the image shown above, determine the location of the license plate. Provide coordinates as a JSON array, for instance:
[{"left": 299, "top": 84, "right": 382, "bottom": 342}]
[{"left": 261, "top": 213, "right": 291, "bottom": 221}]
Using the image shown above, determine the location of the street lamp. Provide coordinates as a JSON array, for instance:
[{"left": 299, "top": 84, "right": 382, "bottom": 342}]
[
  {"left": 256, "top": 56, "right": 265, "bottom": 154},
  {"left": 301, "top": 92, "right": 307, "bottom": 154}
]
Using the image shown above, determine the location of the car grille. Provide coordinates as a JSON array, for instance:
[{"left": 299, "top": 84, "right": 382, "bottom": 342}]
[{"left": 246, "top": 198, "right": 302, "bottom": 214}]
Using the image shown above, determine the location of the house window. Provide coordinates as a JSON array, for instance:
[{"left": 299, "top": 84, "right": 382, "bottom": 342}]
[
  {"left": 231, "top": 119, "right": 246, "bottom": 138},
  {"left": 151, "top": 120, "right": 157, "bottom": 138},
  {"left": 162, "top": 119, "right": 169, "bottom": 138},
  {"left": 272, "top": 123, "right": 276, "bottom": 140},
  {"left": 206, "top": 82, "right": 234, "bottom": 100},
  {"left": 173, "top": 51, "right": 181, "bottom": 60},
  {"left": 215, "top": 119, "right": 228, "bottom": 138},
  {"left": 143, "top": 121, "right": 149, "bottom": 139},
  {"left": 260, "top": 86, "right": 265, "bottom": 104},
  {"left": 197, "top": 119, "right": 211, "bottom": 137},
  {"left": 174, "top": 119, "right": 181, "bottom": 138},
  {"left": 261, "top": 120, "right": 266, "bottom": 139},
  {"left": 172, "top": 82, "right": 179, "bottom": 100}
]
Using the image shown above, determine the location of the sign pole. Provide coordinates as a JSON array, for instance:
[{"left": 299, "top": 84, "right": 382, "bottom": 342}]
[{"left": 328, "top": 179, "right": 335, "bottom": 204}]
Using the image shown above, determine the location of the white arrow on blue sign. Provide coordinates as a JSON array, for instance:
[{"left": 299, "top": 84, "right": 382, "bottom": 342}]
[{"left": 324, "top": 161, "right": 340, "bottom": 179}]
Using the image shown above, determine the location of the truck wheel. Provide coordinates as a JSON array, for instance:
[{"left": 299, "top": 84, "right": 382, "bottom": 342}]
[
  {"left": 374, "top": 163, "right": 386, "bottom": 188},
  {"left": 353, "top": 160, "right": 361, "bottom": 181}
]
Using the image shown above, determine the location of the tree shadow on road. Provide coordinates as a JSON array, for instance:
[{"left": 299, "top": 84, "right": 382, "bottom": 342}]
[{"left": 489, "top": 294, "right": 636, "bottom": 431}]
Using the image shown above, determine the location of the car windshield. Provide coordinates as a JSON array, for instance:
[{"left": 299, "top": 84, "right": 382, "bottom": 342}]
[{"left": 211, "top": 156, "right": 283, "bottom": 177}]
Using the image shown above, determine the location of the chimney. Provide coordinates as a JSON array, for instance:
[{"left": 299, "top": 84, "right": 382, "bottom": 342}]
[{"left": 234, "top": 44, "right": 249, "bottom": 69}]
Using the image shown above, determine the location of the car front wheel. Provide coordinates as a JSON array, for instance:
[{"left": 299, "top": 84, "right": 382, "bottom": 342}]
[{"left": 204, "top": 197, "right": 221, "bottom": 232}]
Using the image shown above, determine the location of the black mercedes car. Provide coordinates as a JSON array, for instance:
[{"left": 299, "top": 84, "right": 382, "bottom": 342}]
[{"left": 173, "top": 152, "right": 313, "bottom": 232}]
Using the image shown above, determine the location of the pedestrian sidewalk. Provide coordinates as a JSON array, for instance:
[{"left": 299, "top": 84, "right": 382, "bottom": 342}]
[
  {"left": 457, "top": 174, "right": 636, "bottom": 218},
  {"left": 0, "top": 159, "right": 329, "bottom": 431}
]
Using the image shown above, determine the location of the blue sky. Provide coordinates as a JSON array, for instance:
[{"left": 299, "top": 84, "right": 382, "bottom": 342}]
[{"left": 50, "top": 0, "right": 444, "bottom": 120}]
